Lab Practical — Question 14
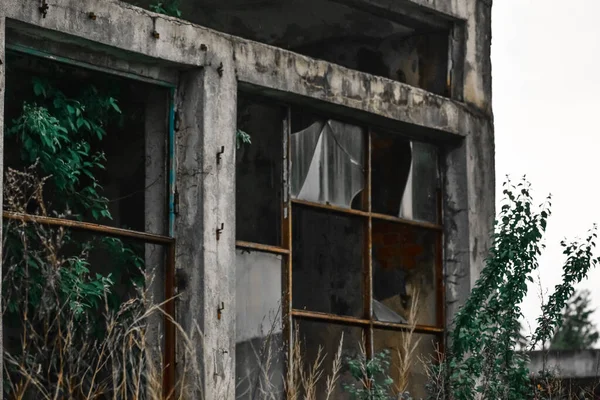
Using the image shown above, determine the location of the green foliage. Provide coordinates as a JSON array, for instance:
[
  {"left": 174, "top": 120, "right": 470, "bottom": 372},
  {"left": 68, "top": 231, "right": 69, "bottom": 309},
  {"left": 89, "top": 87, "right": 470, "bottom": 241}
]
[
  {"left": 236, "top": 128, "right": 252, "bottom": 149},
  {"left": 149, "top": 0, "right": 182, "bottom": 17},
  {"left": 434, "top": 178, "right": 600, "bottom": 400},
  {"left": 3, "top": 77, "right": 141, "bottom": 321},
  {"left": 549, "top": 289, "right": 599, "bottom": 350},
  {"left": 343, "top": 349, "right": 395, "bottom": 400},
  {"left": 7, "top": 77, "right": 121, "bottom": 219}
]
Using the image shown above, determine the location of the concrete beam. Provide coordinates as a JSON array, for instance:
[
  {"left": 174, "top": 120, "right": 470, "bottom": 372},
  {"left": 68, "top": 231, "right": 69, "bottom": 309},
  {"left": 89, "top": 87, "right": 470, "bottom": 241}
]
[
  {"left": 331, "top": 0, "right": 466, "bottom": 29},
  {"left": 3, "top": 0, "right": 485, "bottom": 142},
  {"left": 234, "top": 39, "right": 486, "bottom": 141}
]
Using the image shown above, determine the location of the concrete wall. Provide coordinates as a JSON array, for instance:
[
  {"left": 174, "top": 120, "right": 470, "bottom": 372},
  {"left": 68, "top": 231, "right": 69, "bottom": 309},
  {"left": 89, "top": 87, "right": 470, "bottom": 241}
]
[
  {"left": 529, "top": 350, "right": 600, "bottom": 379},
  {"left": 0, "top": 0, "right": 494, "bottom": 397}
]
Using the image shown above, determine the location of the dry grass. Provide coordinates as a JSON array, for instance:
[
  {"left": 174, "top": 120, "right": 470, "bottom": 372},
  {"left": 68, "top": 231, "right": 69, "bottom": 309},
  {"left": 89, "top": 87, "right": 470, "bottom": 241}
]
[
  {"left": 284, "top": 325, "right": 344, "bottom": 400},
  {"left": 393, "top": 288, "right": 423, "bottom": 396},
  {"left": 2, "top": 166, "right": 203, "bottom": 400}
]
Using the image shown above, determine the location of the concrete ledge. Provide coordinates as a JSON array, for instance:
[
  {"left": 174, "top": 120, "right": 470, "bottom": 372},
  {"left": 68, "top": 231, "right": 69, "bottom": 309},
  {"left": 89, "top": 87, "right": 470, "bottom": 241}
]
[
  {"left": 3, "top": 0, "right": 486, "bottom": 138},
  {"left": 529, "top": 350, "right": 600, "bottom": 379}
]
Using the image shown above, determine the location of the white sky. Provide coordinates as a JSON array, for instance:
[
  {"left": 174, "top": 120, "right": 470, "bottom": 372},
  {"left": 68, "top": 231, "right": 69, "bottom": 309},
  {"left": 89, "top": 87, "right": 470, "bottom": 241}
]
[{"left": 492, "top": 0, "right": 600, "bottom": 342}]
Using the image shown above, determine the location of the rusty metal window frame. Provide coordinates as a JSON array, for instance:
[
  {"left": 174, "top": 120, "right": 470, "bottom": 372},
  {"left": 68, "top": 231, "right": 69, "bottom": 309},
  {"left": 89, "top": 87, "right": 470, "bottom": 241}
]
[
  {"left": 1, "top": 43, "right": 178, "bottom": 399},
  {"left": 235, "top": 97, "right": 446, "bottom": 381}
]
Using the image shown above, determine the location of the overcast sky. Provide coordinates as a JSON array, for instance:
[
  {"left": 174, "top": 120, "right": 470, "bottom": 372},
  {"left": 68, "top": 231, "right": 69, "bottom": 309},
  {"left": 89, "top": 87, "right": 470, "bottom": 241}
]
[{"left": 492, "top": 0, "right": 600, "bottom": 342}]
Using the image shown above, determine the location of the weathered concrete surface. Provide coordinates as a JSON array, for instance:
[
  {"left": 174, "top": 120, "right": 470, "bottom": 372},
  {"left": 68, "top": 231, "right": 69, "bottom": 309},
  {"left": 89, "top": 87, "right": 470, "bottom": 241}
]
[
  {"left": 175, "top": 66, "right": 237, "bottom": 398},
  {"left": 233, "top": 40, "right": 484, "bottom": 139},
  {"left": 529, "top": 350, "right": 600, "bottom": 379},
  {"left": 0, "top": 0, "right": 496, "bottom": 398},
  {"left": 2, "top": 0, "right": 484, "bottom": 141},
  {"left": 144, "top": 87, "right": 169, "bottom": 377}
]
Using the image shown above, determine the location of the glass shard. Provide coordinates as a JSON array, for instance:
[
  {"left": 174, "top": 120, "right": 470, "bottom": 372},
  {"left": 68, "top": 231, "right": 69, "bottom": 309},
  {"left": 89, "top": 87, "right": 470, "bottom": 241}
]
[
  {"left": 372, "top": 220, "right": 437, "bottom": 326},
  {"left": 291, "top": 114, "right": 365, "bottom": 209},
  {"left": 372, "top": 132, "right": 438, "bottom": 223}
]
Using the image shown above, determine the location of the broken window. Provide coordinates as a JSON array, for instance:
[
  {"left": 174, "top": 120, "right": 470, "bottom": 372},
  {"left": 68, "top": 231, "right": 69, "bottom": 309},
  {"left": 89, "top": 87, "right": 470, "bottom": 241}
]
[
  {"left": 291, "top": 111, "right": 366, "bottom": 210},
  {"left": 235, "top": 249, "right": 284, "bottom": 399},
  {"left": 372, "top": 131, "right": 439, "bottom": 223},
  {"left": 372, "top": 221, "right": 437, "bottom": 326},
  {"left": 236, "top": 96, "right": 443, "bottom": 399},
  {"left": 2, "top": 48, "right": 176, "bottom": 398}
]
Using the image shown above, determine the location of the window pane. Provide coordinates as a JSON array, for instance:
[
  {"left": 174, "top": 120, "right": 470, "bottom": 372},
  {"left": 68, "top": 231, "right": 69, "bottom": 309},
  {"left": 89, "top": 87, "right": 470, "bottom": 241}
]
[
  {"left": 372, "top": 220, "right": 438, "bottom": 326},
  {"left": 293, "top": 320, "right": 364, "bottom": 400},
  {"left": 236, "top": 95, "right": 285, "bottom": 246},
  {"left": 373, "top": 331, "right": 441, "bottom": 400},
  {"left": 291, "top": 111, "right": 365, "bottom": 210},
  {"left": 235, "top": 249, "right": 284, "bottom": 399},
  {"left": 292, "top": 207, "right": 365, "bottom": 317},
  {"left": 372, "top": 132, "right": 438, "bottom": 223}
]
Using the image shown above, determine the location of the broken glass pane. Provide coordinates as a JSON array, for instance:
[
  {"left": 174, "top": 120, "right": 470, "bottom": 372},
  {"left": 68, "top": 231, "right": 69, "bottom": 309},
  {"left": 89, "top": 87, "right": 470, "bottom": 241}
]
[
  {"left": 235, "top": 249, "right": 284, "bottom": 400},
  {"left": 294, "top": 320, "right": 364, "bottom": 400},
  {"left": 292, "top": 207, "right": 365, "bottom": 317},
  {"left": 236, "top": 95, "right": 285, "bottom": 246},
  {"left": 372, "top": 132, "right": 438, "bottom": 223},
  {"left": 291, "top": 112, "right": 365, "bottom": 209},
  {"left": 372, "top": 220, "right": 437, "bottom": 326},
  {"left": 373, "top": 331, "right": 440, "bottom": 399}
]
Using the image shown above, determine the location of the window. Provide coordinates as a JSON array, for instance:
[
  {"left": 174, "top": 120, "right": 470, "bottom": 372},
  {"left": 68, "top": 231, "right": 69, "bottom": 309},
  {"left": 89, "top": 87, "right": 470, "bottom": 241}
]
[
  {"left": 2, "top": 47, "right": 177, "bottom": 397},
  {"left": 236, "top": 95, "right": 443, "bottom": 399}
]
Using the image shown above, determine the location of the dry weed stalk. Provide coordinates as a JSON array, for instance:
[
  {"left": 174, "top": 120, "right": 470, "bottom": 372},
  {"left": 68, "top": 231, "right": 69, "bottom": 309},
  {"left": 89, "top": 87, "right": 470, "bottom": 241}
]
[
  {"left": 2, "top": 167, "right": 203, "bottom": 399},
  {"left": 419, "top": 344, "right": 446, "bottom": 400},
  {"left": 282, "top": 325, "right": 344, "bottom": 400},
  {"left": 393, "top": 289, "right": 423, "bottom": 396}
]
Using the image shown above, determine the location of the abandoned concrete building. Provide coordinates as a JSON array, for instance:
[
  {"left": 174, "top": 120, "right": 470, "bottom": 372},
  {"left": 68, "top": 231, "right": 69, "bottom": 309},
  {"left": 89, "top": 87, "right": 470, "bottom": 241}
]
[{"left": 0, "top": 0, "right": 494, "bottom": 398}]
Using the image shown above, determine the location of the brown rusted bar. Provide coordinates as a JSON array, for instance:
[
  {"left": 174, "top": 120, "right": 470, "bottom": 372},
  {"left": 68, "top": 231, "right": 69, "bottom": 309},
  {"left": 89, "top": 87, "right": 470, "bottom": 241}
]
[
  {"left": 292, "top": 309, "right": 371, "bottom": 327},
  {"left": 236, "top": 240, "right": 290, "bottom": 255},
  {"left": 370, "top": 211, "right": 443, "bottom": 231},
  {"left": 363, "top": 129, "right": 374, "bottom": 359},
  {"left": 3, "top": 211, "right": 174, "bottom": 245},
  {"left": 291, "top": 198, "right": 370, "bottom": 219},
  {"left": 372, "top": 319, "right": 445, "bottom": 334},
  {"left": 163, "top": 241, "right": 176, "bottom": 400}
]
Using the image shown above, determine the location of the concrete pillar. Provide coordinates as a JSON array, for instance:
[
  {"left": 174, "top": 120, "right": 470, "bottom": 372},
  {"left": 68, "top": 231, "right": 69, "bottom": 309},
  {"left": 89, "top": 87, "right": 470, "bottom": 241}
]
[
  {"left": 144, "top": 86, "right": 169, "bottom": 378},
  {"left": 443, "top": 140, "right": 472, "bottom": 326},
  {"left": 175, "top": 63, "right": 237, "bottom": 399}
]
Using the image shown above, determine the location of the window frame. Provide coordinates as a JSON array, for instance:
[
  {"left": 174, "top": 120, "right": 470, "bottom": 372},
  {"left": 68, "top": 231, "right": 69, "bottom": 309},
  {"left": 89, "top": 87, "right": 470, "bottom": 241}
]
[
  {"left": 1, "top": 43, "right": 178, "bottom": 398},
  {"left": 235, "top": 94, "right": 446, "bottom": 390}
]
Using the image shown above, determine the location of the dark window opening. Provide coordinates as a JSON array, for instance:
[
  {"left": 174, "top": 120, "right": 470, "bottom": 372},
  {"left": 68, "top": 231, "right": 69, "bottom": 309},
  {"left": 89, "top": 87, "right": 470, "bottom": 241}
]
[{"left": 235, "top": 94, "right": 444, "bottom": 399}]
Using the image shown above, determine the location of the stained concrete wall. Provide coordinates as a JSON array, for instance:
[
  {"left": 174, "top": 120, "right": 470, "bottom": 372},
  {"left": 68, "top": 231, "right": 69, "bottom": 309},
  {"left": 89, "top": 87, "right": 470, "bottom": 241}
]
[
  {"left": 529, "top": 350, "right": 600, "bottom": 379},
  {"left": 0, "top": 0, "right": 494, "bottom": 398}
]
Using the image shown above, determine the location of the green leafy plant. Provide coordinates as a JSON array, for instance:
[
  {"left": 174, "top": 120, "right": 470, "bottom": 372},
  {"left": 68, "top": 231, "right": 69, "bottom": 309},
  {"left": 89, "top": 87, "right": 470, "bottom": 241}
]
[
  {"left": 236, "top": 128, "right": 252, "bottom": 149},
  {"left": 149, "top": 0, "right": 182, "bottom": 17},
  {"left": 3, "top": 77, "right": 143, "bottom": 322},
  {"left": 343, "top": 349, "right": 394, "bottom": 400},
  {"left": 427, "top": 178, "right": 600, "bottom": 400},
  {"left": 7, "top": 77, "right": 120, "bottom": 220}
]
